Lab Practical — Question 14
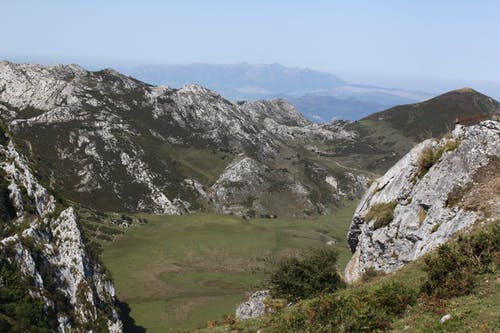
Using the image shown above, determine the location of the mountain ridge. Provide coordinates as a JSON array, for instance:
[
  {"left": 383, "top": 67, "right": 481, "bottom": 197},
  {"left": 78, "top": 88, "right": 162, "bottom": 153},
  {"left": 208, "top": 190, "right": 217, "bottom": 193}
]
[{"left": 0, "top": 61, "right": 368, "bottom": 218}]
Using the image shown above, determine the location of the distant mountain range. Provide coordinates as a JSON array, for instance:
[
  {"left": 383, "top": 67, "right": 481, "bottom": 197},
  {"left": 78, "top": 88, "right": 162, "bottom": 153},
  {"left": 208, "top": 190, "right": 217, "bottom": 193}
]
[{"left": 116, "top": 63, "right": 432, "bottom": 122}]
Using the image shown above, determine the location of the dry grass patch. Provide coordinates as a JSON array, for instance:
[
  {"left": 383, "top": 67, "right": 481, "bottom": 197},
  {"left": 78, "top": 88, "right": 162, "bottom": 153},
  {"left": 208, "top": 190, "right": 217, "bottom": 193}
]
[{"left": 365, "top": 201, "right": 397, "bottom": 229}]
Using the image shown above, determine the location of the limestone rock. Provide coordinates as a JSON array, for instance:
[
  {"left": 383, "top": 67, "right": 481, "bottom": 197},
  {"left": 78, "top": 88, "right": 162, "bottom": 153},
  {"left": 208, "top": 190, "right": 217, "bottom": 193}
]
[
  {"left": 345, "top": 121, "right": 500, "bottom": 283},
  {"left": 236, "top": 290, "right": 270, "bottom": 319}
]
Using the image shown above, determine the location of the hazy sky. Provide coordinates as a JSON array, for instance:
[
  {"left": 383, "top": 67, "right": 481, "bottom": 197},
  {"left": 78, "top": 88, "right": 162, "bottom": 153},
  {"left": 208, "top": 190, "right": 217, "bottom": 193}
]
[{"left": 2, "top": 0, "right": 499, "bottom": 83}]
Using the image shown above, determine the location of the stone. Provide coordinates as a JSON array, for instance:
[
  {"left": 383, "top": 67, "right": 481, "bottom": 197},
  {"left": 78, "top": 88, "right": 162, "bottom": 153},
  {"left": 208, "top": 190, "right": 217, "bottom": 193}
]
[
  {"left": 236, "top": 290, "right": 270, "bottom": 319},
  {"left": 440, "top": 314, "right": 451, "bottom": 324}
]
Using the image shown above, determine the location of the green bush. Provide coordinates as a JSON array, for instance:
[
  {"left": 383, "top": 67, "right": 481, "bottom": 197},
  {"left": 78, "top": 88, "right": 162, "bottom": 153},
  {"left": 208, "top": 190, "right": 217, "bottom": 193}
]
[
  {"left": 269, "top": 248, "right": 344, "bottom": 301},
  {"left": 365, "top": 201, "right": 397, "bottom": 229},
  {"left": 422, "top": 222, "right": 499, "bottom": 298}
]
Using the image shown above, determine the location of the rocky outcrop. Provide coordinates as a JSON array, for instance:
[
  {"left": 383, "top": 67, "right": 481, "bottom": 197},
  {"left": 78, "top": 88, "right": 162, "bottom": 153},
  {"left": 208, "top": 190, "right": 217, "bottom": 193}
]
[
  {"left": 0, "top": 131, "right": 122, "bottom": 332},
  {"left": 236, "top": 290, "right": 270, "bottom": 319},
  {"left": 345, "top": 121, "right": 500, "bottom": 283}
]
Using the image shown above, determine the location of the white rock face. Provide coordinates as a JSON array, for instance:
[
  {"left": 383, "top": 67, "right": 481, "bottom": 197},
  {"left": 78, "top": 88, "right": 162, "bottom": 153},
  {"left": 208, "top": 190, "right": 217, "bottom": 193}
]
[
  {"left": 345, "top": 121, "right": 500, "bottom": 283},
  {"left": 236, "top": 290, "right": 270, "bottom": 319},
  {"left": 0, "top": 138, "right": 122, "bottom": 332}
]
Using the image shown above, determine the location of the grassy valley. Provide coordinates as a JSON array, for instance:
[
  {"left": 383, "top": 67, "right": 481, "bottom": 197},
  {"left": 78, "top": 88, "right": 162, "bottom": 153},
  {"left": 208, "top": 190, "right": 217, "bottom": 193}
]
[{"left": 88, "top": 202, "right": 358, "bottom": 332}]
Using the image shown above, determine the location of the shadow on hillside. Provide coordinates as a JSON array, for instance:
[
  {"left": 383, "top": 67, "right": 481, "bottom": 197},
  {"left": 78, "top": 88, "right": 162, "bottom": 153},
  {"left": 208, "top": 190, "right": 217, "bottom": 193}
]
[{"left": 116, "top": 299, "right": 147, "bottom": 333}]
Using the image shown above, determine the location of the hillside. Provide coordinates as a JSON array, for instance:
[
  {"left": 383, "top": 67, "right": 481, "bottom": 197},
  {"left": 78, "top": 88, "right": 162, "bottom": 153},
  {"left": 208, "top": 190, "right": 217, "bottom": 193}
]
[
  {"left": 336, "top": 88, "right": 500, "bottom": 172},
  {"left": 363, "top": 87, "right": 499, "bottom": 141}
]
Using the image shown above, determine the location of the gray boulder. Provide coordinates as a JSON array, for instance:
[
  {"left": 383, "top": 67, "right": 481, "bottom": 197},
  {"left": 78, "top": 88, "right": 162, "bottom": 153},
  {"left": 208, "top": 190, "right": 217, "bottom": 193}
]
[{"left": 236, "top": 290, "right": 270, "bottom": 319}]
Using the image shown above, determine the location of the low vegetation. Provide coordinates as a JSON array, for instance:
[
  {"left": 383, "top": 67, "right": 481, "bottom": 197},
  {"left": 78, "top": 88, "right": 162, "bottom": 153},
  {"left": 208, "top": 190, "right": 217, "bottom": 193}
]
[
  {"left": 417, "top": 144, "right": 440, "bottom": 178},
  {"left": 268, "top": 248, "right": 344, "bottom": 302},
  {"left": 365, "top": 201, "right": 397, "bottom": 229},
  {"left": 417, "top": 137, "right": 461, "bottom": 178},
  {"left": 418, "top": 209, "right": 427, "bottom": 225},
  {"left": 0, "top": 252, "right": 57, "bottom": 333},
  {"left": 270, "top": 282, "right": 418, "bottom": 333},
  {"left": 422, "top": 222, "right": 499, "bottom": 298}
]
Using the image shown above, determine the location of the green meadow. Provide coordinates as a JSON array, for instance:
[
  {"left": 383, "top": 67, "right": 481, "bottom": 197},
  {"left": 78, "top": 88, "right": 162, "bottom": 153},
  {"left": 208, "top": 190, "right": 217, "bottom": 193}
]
[{"left": 100, "top": 202, "right": 357, "bottom": 332}]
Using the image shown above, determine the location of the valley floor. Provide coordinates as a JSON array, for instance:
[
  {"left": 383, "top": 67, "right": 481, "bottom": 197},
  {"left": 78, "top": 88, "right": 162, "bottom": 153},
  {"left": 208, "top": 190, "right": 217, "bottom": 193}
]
[{"left": 98, "top": 203, "right": 357, "bottom": 332}]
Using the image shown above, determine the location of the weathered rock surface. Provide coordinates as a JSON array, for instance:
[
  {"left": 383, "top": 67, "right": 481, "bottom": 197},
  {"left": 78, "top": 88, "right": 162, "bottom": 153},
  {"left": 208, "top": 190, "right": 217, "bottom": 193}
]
[
  {"left": 0, "top": 129, "right": 122, "bottom": 332},
  {"left": 345, "top": 121, "right": 500, "bottom": 283},
  {"left": 236, "top": 290, "right": 270, "bottom": 319}
]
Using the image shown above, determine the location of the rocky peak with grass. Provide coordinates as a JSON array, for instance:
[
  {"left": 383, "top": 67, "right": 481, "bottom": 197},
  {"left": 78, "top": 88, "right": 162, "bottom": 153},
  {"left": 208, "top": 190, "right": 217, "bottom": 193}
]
[
  {"left": 0, "top": 126, "right": 122, "bottom": 332},
  {"left": 345, "top": 120, "right": 500, "bottom": 283},
  {"left": 0, "top": 61, "right": 367, "bottom": 217}
]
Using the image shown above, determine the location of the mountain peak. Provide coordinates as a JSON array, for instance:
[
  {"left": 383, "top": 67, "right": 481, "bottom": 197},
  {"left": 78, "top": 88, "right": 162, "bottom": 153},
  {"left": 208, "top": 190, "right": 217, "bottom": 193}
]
[{"left": 453, "top": 87, "right": 476, "bottom": 94}]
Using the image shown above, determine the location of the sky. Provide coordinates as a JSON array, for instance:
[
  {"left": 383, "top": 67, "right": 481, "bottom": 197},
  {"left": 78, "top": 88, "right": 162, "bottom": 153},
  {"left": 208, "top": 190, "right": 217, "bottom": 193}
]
[{"left": 1, "top": 1, "right": 500, "bottom": 88}]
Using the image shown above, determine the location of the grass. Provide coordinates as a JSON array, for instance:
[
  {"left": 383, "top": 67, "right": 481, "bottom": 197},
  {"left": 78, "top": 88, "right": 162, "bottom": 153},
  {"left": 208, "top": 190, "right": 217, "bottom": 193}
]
[
  {"left": 100, "top": 202, "right": 357, "bottom": 332},
  {"left": 365, "top": 201, "right": 397, "bottom": 229}
]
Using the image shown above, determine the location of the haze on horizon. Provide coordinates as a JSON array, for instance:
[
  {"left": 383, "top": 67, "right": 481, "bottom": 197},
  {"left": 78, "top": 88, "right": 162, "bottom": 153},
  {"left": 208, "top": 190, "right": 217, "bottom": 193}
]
[{"left": 2, "top": 0, "right": 500, "bottom": 97}]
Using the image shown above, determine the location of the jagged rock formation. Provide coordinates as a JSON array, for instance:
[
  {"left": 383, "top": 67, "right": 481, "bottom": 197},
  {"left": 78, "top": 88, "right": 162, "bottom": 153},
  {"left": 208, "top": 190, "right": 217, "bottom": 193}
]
[
  {"left": 235, "top": 290, "right": 270, "bottom": 319},
  {"left": 0, "top": 127, "right": 121, "bottom": 331},
  {"left": 0, "top": 61, "right": 368, "bottom": 217},
  {"left": 345, "top": 121, "right": 500, "bottom": 283}
]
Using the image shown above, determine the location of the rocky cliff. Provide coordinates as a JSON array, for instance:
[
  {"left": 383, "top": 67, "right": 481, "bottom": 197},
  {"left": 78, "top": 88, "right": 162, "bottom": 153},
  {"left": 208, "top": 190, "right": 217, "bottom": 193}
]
[
  {"left": 0, "top": 61, "right": 368, "bottom": 217},
  {"left": 345, "top": 121, "right": 500, "bottom": 283},
  {"left": 0, "top": 126, "right": 121, "bottom": 332}
]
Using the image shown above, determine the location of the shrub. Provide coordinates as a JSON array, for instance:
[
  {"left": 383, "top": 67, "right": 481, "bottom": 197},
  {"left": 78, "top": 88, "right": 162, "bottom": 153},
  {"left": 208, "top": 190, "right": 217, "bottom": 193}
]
[
  {"left": 365, "top": 202, "right": 397, "bottom": 229},
  {"left": 269, "top": 248, "right": 344, "bottom": 301},
  {"left": 361, "top": 267, "right": 384, "bottom": 282},
  {"left": 372, "top": 282, "right": 418, "bottom": 316},
  {"left": 422, "top": 222, "right": 499, "bottom": 298}
]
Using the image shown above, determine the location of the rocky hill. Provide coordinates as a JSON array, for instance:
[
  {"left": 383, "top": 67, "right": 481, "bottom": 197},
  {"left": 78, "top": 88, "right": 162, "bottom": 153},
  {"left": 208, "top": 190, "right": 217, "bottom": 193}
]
[
  {"left": 0, "top": 125, "right": 121, "bottom": 331},
  {"left": 0, "top": 61, "right": 369, "bottom": 218},
  {"left": 345, "top": 120, "right": 500, "bottom": 283}
]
